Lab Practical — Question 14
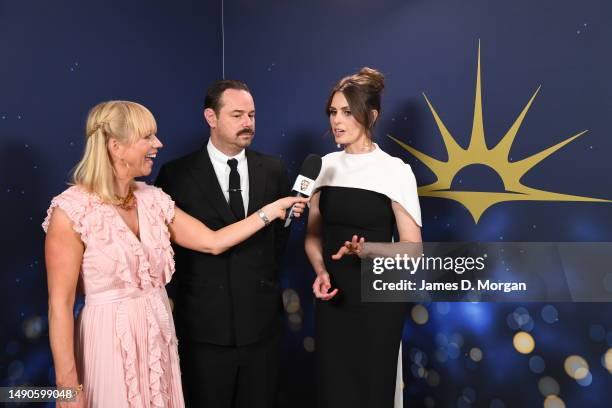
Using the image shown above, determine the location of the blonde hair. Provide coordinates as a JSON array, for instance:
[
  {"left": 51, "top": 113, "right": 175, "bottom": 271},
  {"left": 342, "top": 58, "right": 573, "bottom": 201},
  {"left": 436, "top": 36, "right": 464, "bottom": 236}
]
[{"left": 72, "top": 100, "right": 157, "bottom": 203}]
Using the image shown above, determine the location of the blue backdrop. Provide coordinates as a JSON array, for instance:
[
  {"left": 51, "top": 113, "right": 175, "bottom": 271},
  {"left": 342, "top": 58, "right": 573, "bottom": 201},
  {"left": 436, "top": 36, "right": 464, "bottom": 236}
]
[{"left": 2, "top": 1, "right": 611, "bottom": 407}]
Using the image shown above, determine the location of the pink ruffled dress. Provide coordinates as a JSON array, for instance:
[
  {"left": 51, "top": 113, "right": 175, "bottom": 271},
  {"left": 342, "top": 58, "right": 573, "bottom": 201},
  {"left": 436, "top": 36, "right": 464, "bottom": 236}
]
[{"left": 42, "top": 182, "right": 184, "bottom": 408}]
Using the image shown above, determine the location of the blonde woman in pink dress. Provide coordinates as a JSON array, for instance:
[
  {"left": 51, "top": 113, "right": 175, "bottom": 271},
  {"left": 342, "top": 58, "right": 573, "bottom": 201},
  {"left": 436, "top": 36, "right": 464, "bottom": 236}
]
[{"left": 43, "top": 101, "right": 306, "bottom": 407}]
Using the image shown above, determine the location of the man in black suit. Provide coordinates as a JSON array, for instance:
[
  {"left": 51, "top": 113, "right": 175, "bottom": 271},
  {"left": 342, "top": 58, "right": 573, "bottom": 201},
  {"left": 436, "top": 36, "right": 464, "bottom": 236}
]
[{"left": 155, "top": 80, "right": 290, "bottom": 407}]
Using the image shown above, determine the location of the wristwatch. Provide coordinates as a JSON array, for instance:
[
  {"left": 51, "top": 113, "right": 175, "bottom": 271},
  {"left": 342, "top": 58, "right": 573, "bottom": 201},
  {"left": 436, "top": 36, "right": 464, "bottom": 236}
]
[{"left": 257, "top": 209, "right": 271, "bottom": 226}]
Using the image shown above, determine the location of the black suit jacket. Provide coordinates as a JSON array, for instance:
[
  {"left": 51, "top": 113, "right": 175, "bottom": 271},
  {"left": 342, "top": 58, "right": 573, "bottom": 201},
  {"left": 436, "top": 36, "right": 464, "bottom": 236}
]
[{"left": 155, "top": 144, "right": 290, "bottom": 346}]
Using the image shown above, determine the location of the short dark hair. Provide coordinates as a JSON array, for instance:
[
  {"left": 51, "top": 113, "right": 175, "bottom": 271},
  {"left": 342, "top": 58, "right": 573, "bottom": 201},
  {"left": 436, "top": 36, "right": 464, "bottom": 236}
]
[
  {"left": 204, "top": 80, "right": 251, "bottom": 114},
  {"left": 326, "top": 67, "right": 385, "bottom": 135}
]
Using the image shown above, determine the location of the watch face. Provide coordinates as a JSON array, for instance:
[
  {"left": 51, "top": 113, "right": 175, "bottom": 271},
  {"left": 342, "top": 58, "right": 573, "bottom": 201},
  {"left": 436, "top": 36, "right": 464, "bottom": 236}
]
[{"left": 258, "top": 210, "right": 270, "bottom": 225}]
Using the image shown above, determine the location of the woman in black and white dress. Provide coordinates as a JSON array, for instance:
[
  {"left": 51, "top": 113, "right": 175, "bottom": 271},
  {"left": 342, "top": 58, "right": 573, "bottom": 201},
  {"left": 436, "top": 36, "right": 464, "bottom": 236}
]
[{"left": 305, "top": 68, "right": 422, "bottom": 408}]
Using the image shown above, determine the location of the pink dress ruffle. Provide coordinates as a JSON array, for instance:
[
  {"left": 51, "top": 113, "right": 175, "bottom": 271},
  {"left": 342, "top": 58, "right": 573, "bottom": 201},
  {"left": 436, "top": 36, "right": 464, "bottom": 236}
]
[{"left": 43, "top": 182, "right": 184, "bottom": 408}]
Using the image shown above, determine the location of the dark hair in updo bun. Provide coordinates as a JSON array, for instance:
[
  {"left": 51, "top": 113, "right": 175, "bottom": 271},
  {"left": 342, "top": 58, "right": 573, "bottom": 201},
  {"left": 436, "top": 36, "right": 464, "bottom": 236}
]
[{"left": 326, "top": 67, "right": 385, "bottom": 135}]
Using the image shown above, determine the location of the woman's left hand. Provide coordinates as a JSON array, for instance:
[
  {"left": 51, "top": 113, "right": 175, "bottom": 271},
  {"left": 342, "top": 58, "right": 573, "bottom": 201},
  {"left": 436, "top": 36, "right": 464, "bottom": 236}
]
[{"left": 331, "top": 235, "right": 365, "bottom": 260}]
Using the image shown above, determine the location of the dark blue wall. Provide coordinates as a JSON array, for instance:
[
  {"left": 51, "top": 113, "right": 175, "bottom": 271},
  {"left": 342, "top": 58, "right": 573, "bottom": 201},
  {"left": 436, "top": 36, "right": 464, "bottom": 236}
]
[
  {"left": 2, "top": 1, "right": 611, "bottom": 407},
  {"left": 224, "top": 1, "right": 612, "bottom": 407},
  {"left": 0, "top": 0, "right": 222, "bottom": 404}
]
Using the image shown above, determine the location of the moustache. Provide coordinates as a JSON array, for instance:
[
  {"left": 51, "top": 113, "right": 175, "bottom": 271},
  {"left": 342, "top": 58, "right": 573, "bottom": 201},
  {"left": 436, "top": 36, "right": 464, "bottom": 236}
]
[{"left": 237, "top": 128, "right": 254, "bottom": 136}]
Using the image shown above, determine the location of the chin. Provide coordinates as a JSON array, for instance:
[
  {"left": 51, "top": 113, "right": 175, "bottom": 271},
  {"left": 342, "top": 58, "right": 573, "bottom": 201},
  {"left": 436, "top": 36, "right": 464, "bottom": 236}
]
[{"left": 334, "top": 137, "right": 349, "bottom": 145}]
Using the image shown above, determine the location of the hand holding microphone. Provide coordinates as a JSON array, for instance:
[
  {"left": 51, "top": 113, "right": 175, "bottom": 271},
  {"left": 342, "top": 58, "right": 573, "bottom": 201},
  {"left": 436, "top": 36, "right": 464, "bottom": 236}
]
[
  {"left": 285, "top": 154, "right": 322, "bottom": 227},
  {"left": 260, "top": 196, "right": 309, "bottom": 222}
]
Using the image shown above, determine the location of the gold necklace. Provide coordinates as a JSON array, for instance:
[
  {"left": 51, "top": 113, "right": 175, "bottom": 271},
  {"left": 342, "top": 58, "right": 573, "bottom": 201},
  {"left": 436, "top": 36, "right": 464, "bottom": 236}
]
[{"left": 115, "top": 187, "right": 136, "bottom": 210}]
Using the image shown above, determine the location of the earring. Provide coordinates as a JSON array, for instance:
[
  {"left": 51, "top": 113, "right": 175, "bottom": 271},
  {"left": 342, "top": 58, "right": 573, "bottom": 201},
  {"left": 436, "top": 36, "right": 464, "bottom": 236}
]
[
  {"left": 337, "top": 143, "right": 341, "bottom": 149},
  {"left": 120, "top": 157, "right": 130, "bottom": 169}
]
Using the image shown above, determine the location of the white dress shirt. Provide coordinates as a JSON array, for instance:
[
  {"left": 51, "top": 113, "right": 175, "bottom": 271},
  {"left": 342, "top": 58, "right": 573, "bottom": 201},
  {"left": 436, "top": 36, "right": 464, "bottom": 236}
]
[{"left": 207, "top": 139, "right": 249, "bottom": 212}]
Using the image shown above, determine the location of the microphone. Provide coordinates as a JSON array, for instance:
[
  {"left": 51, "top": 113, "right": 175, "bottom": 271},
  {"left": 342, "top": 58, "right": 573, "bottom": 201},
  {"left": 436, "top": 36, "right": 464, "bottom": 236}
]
[{"left": 284, "top": 154, "right": 322, "bottom": 227}]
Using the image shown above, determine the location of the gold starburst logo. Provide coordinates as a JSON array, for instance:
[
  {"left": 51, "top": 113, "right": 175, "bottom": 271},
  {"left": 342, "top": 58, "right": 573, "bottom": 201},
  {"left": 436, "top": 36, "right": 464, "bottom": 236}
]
[{"left": 390, "top": 42, "right": 609, "bottom": 223}]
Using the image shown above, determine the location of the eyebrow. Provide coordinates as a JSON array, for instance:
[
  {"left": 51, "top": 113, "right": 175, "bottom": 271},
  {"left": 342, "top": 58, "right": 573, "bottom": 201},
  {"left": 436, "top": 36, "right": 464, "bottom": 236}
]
[
  {"left": 230, "top": 110, "right": 255, "bottom": 114},
  {"left": 329, "top": 106, "right": 350, "bottom": 110}
]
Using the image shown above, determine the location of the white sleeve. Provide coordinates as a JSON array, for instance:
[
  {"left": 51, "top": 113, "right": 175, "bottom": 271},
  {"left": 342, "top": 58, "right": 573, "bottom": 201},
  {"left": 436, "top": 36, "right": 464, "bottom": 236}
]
[{"left": 388, "top": 162, "right": 422, "bottom": 227}]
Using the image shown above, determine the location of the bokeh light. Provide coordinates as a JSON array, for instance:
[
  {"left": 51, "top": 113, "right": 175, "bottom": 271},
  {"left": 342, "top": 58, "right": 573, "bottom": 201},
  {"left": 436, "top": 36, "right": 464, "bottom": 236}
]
[
  {"left": 540, "top": 305, "right": 558, "bottom": 324},
  {"left": 513, "top": 331, "right": 535, "bottom": 354},
  {"left": 576, "top": 371, "right": 592, "bottom": 387},
  {"left": 529, "top": 355, "right": 546, "bottom": 374},
  {"left": 449, "top": 333, "right": 464, "bottom": 348},
  {"left": 303, "top": 336, "right": 315, "bottom": 352},
  {"left": 411, "top": 364, "right": 426, "bottom": 379},
  {"left": 435, "top": 348, "right": 448, "bottom": 363},
  {"left": 543, "top": 395, "right": 566, "bottom": 408},
  {"left": 287, "top": 312, "right": 302, "bottom": 331},
  {"left": 22, "top": 316, "right": 45, "bottom": 340},
  {"left": 469, "top": 347, "right": 483, "bottom": 362},
  {"left": 563, "top": 355, "right": 589, "bottom": 380},
  {"left": 282, "top": 288, "right": 301, "bottom": 314},
  {"left": 447, "top": 343, "right": 460, "bottom": 359},
  {"left": 410, "top": 348, "right": 428, "bottom": 366},
  {"left": 604, "top": 348, "right": 612, "bottom": 373},
  {"left": 426, "top": 369, "right": 440, "bottom": 387},
  {"left": 588, "top": 324, "right": 605, "bottom": 342},
  {"left": 507, "top": 306, "right": 535, "bottom": 331},
  {"left": 411, "top": 304, "right": 429, "bottom": 325},
  {"left": 538, "top": 376, "right": 560, "bottom": 397}
]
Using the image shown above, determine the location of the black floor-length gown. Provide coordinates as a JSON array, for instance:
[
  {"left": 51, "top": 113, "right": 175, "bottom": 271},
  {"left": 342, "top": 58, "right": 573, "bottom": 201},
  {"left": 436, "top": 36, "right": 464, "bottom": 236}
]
[{"left": 316, "top": 186, "right": 407, "bottom": 408}]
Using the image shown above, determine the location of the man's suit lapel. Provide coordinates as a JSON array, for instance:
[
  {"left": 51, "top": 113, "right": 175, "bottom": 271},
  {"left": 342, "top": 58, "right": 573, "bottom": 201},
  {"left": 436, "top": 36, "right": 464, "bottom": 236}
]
[
  {"left": 190, "top": 147, "right": 237, "bottom": 225},
  {"left": 246, "top": 149, "right": 266, "bottom": 216}
]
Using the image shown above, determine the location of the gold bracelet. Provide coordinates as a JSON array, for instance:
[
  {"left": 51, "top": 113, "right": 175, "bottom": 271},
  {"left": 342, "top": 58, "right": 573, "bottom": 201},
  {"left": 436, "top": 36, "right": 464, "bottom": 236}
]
[{"left": 56, "top": 384, "right": 83, "bottom": 401}]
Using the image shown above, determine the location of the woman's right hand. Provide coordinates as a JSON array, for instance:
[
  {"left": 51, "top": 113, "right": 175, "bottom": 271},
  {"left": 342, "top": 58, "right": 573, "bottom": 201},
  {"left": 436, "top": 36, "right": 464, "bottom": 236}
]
[
  {"left": 261, "top": 196, "right": 309, "bottom": 221},
  {"left": 312, "top": 271, "right": 338, "bottom": 300}
]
